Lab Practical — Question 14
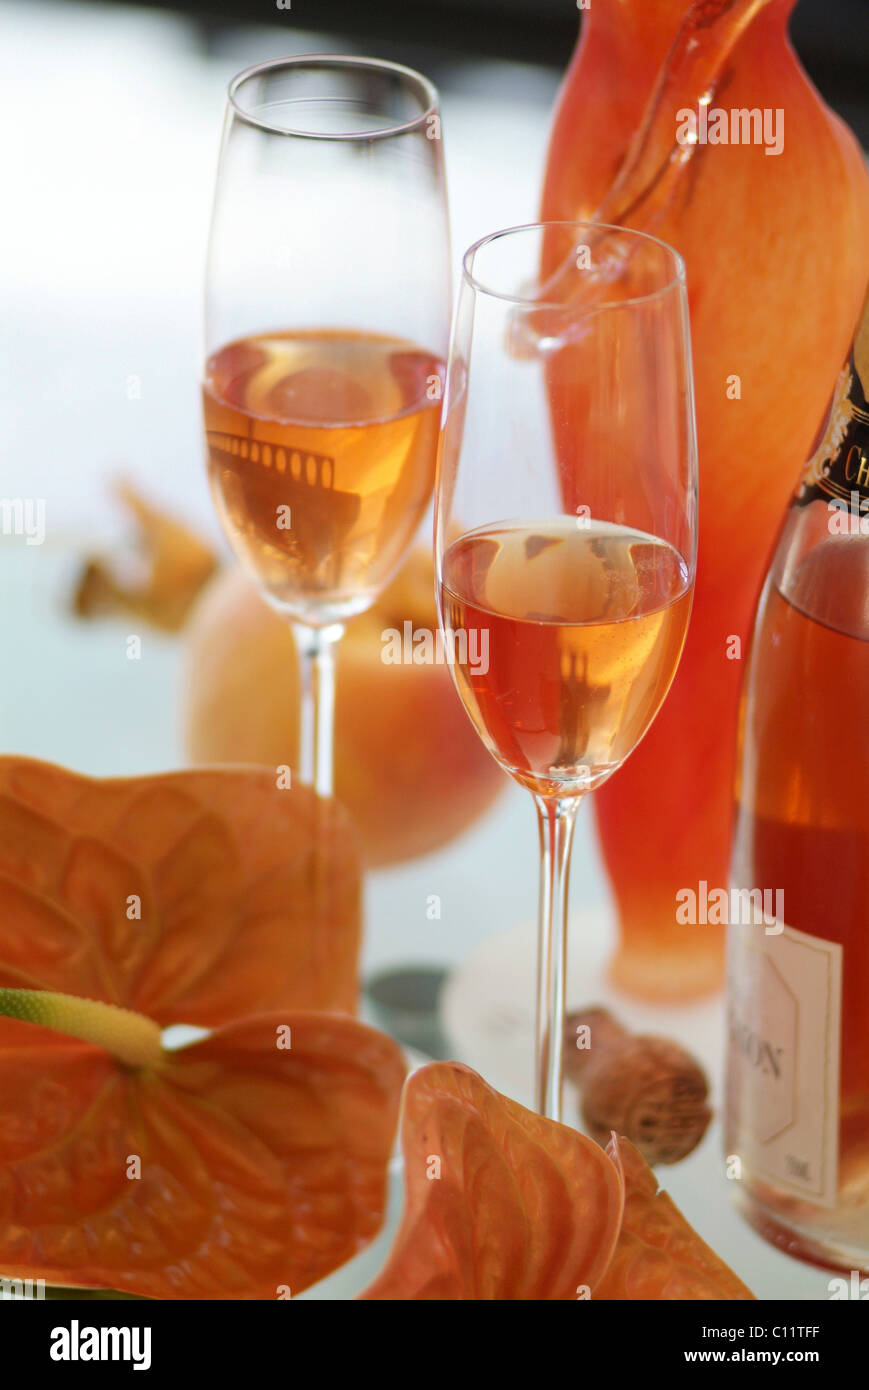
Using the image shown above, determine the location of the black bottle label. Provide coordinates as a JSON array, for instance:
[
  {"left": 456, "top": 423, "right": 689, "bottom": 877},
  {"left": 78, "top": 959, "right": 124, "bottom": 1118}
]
[{"left": 795, "top": 301, "right": 869, "bottom": 513}]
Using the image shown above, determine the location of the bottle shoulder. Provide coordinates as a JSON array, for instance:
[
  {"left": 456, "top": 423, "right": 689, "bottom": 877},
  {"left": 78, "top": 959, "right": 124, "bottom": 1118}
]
[{"left": 769, "top": 502, "right": 869, "bottom": 642}]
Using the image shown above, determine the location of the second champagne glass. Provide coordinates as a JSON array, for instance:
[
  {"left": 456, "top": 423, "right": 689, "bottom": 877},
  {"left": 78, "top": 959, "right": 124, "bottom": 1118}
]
[
  {"left": 203, "top": 56, "right": 451, "bottom": 795},
  {"left": 435, "top": 222, "right": 698, "bottom": 1120}
]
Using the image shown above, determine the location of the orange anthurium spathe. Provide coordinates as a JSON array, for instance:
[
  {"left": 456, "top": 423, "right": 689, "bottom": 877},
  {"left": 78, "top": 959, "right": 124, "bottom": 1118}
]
[
  {"left": 360, "top": 1062, "right": 625, "bottom": 1300},
  {"left": 0, "top": 758, "right": 406, "bottom": 1298},
  {"left": 0, "top": 757, "right": 360, "bottom": 1021},
  {"left": 361, "top": 1063, "right": 754, "bottom": 1301},
  {"left": 0, "top": 1003, "right": 405, "bottom": 1299},
  {"left": 594, "top": 1137, "right": 754, "bottom": 1300}
]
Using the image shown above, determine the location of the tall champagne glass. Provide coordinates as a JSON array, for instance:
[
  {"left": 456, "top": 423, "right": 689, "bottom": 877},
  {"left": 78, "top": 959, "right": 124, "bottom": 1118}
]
[
  {"left": 435, "top": 222, "right": 698, "bottom": 1119},
  {"left": 203, "top": 56, "right": 450, "bottom": 795}
]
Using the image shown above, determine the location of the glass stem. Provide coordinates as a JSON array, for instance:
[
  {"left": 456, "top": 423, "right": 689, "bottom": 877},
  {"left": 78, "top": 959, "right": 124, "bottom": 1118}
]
[
  {"left": 534, "top": 794, "right": 580, "bottom": 1121},
  {"left": 293, "top": 622, "right": 344, "bottom": 798}
]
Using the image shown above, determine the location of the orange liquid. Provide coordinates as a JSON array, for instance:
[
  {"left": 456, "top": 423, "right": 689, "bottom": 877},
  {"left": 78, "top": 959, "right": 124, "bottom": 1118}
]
[
  {"left": 203, "top": 330, "right": 443, "bottom": 621},
  {"left": 439, "top": 520, "right": 692, "bottom": 798}
]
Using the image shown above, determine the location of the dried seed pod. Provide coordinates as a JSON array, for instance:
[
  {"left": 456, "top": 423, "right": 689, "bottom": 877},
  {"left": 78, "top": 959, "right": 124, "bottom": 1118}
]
[
  {"left": 73, "top": 478, "right": 218, "bottom": 632},
  {"left": 564, "top": 1007, "right": 712, "bottom": 1166}
]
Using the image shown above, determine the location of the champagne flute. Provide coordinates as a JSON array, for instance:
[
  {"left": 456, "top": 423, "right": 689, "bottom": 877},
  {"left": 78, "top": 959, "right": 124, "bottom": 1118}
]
[
  {"left": 203, "top": 56, "right": 450, "bottom": 795},
  {"left": 435, "top": 222, "right": 698, "bottom": 1120}
]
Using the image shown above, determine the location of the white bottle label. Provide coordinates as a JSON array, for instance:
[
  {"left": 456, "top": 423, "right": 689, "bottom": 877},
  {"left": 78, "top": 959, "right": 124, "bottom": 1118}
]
[{"left": 727, "top": 920, "right": 841, "bottom": 1207}]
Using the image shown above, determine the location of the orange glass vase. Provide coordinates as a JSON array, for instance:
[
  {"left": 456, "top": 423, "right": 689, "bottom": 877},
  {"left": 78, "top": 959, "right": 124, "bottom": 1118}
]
[{"left": 541, "top": 0, "right": 869, "bottom": 999}]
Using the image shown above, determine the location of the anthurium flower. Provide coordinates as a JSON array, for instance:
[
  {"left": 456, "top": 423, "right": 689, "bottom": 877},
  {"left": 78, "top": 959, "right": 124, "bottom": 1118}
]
[
  {"left": 594, "top": 1136, "right": 755, "bottom": 1300},
  {"left": 360, "top": 1062, "right": 625, "bottom": 1299},
  {"left": 361, "top": 1063, "right": 755, "bottom": 1301},
  {"left": 0, "top": 1003, "right": 405, "bottom": 1299},
  {"left": 0, "top": 758, "right": 405, "bottom": 1299}
]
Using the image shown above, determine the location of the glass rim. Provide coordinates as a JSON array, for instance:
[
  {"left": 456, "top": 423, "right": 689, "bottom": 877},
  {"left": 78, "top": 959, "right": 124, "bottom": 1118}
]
[
  {"left": 227, "top": 53, "right": 439, "bottom": 141},
  {"left": 462, "top": 221, "right": 688, "bottom": 312}
]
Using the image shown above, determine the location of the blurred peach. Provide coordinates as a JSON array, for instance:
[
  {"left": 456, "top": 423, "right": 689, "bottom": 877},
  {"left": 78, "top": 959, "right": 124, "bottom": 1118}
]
[{"left": 184, "top": 550, "right": 504, "bottom": 866}]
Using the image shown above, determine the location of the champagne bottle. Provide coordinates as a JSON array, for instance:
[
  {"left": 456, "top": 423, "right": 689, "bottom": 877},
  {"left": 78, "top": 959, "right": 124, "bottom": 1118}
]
[{"left": 727, "top": 288, "right": 869, "bottom": 1275}]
